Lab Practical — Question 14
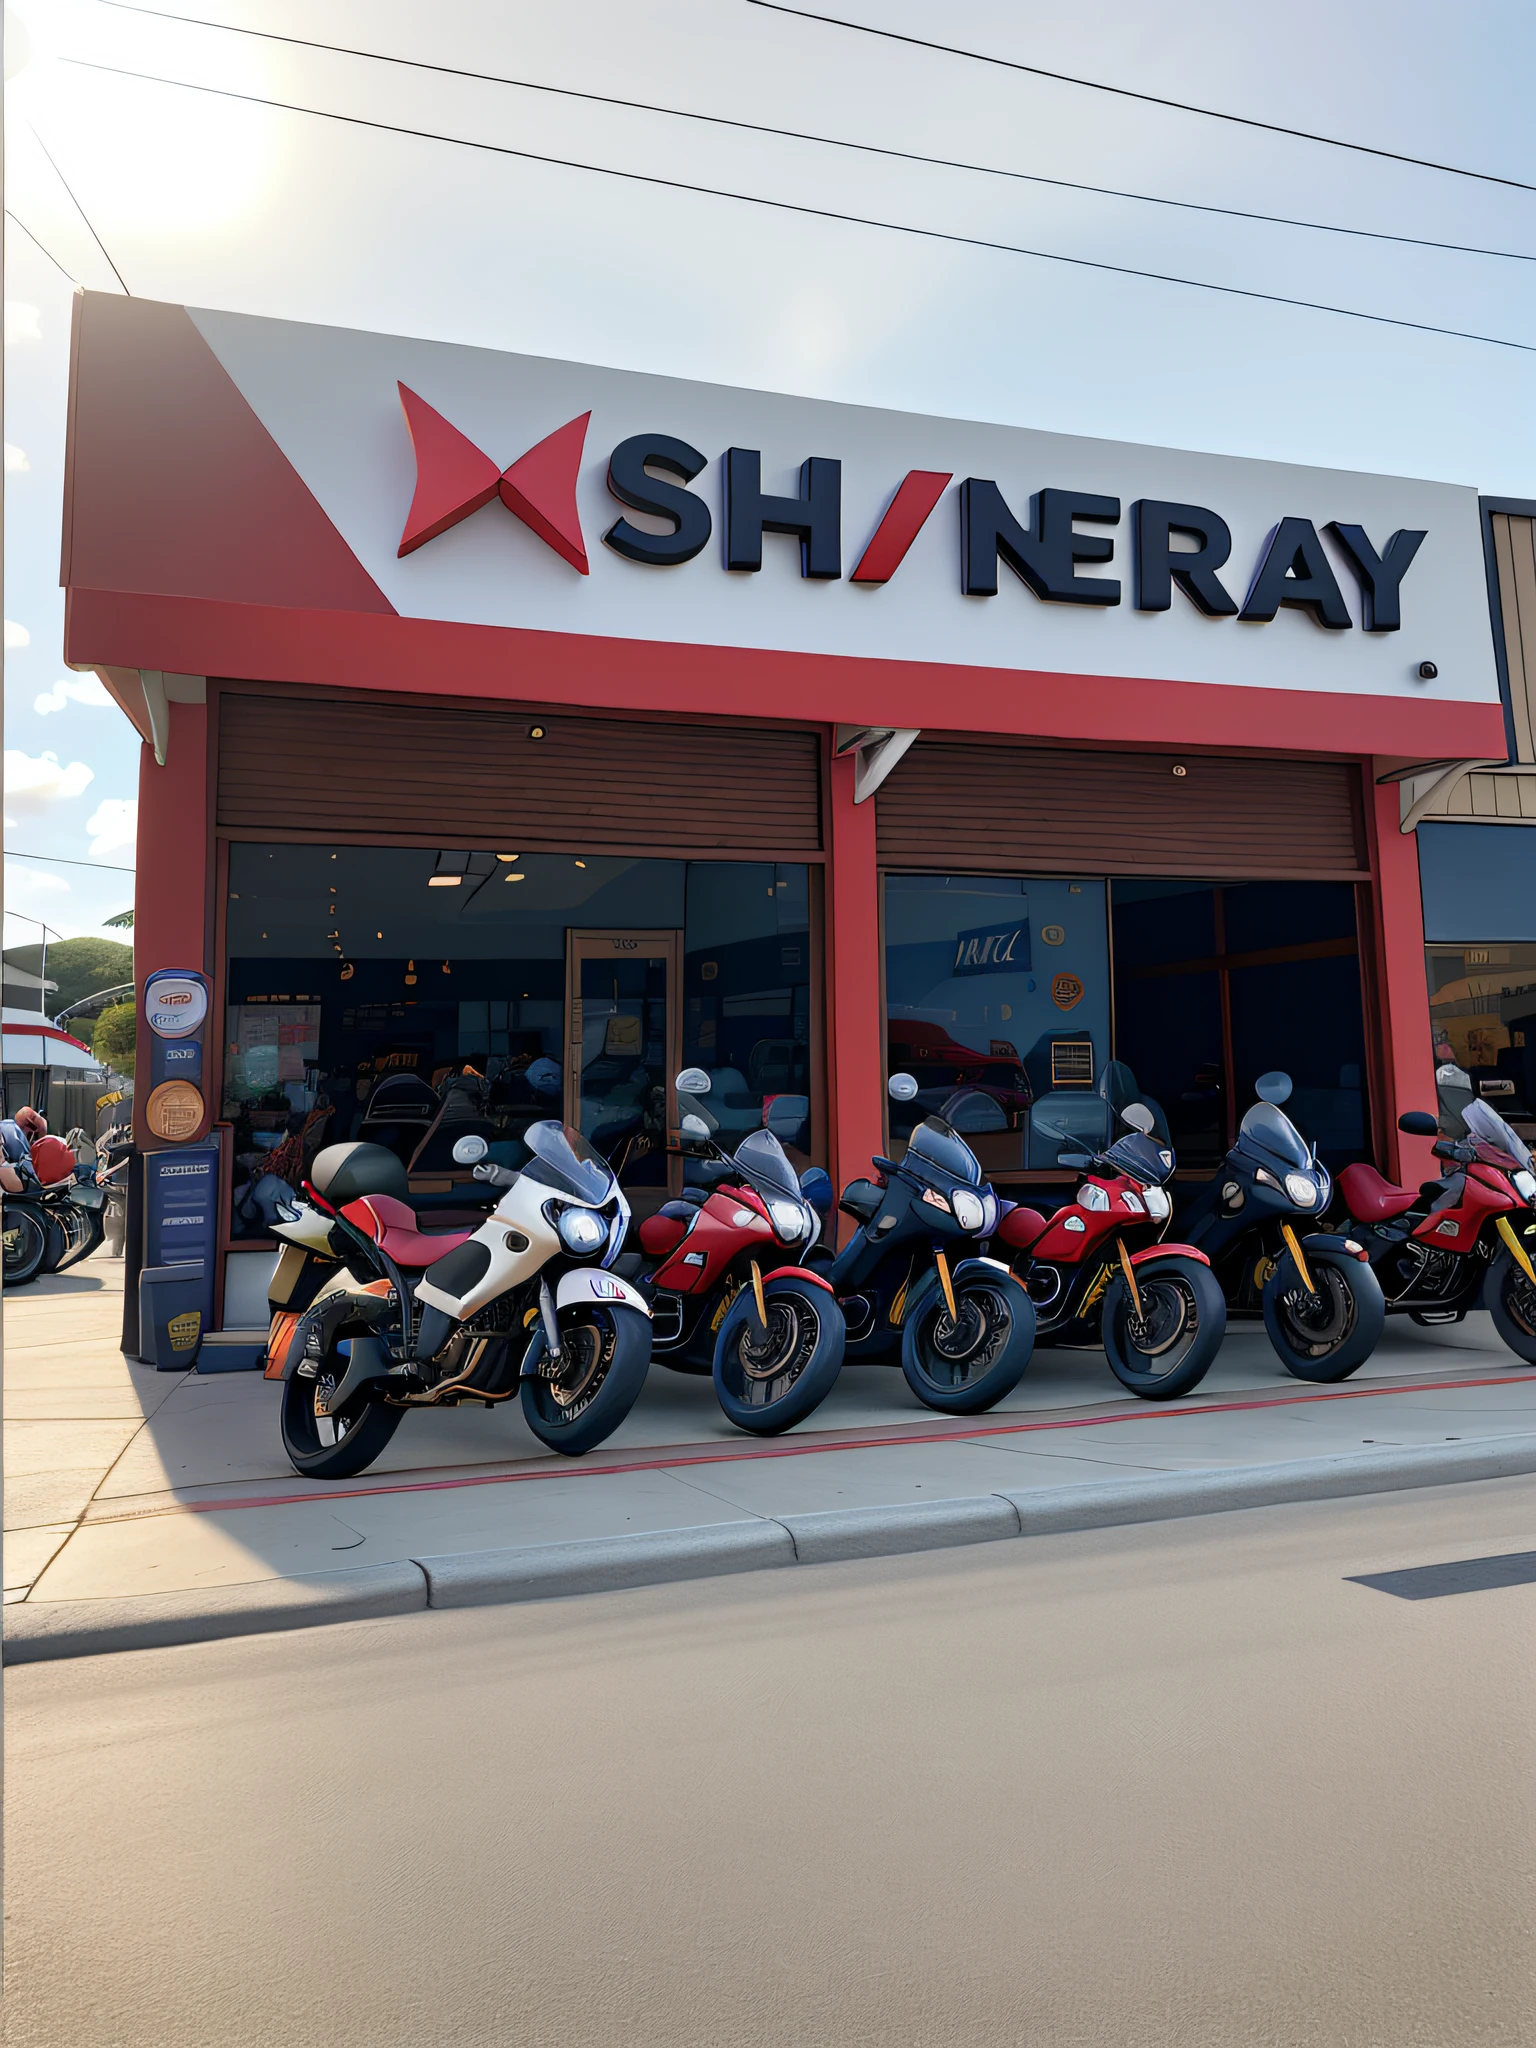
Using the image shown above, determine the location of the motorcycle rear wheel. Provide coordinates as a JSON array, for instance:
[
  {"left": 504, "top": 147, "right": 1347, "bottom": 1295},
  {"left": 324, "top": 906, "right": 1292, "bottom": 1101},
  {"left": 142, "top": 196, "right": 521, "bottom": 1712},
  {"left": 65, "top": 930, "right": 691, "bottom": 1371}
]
[
  {"left": 280, "top": 1354, "right": 403, "bottom": 1480},
  {"left": 1485, "top": 1247, "right": 1536, "bottom": 1364},
  {"left": 1262, "top": 1250, "right": 1384, "bottom": 1382},
  {"left": 2, "top": 1207, "right": 49, "bottom": 1287},
  {"left": 1100, "top": 1256, "right": 1226, "bottom": 1400},
  {"left": 520, "top": 1302, "right": 650, "bottom": 1455},
  {"left": 713, "top": 1275, "right": 845, "bottom": 1434},
  {"left": 900, "top": 1272, "right": 1035, "bottom": 1414}
]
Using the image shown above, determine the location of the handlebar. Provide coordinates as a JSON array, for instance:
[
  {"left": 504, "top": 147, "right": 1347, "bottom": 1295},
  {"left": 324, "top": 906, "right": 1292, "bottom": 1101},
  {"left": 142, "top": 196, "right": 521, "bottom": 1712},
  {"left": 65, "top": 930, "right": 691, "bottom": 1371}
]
[{"left": 470, "top": 1163, "right": 519, "bottom": 1191}]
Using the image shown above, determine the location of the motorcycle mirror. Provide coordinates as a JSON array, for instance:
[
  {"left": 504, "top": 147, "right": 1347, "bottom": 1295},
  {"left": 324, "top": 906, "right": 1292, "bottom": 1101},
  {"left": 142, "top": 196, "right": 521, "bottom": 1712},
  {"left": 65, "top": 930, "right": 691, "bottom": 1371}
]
[
  {"left": 680, "top": 1114, "right": 712, "bottom": 1139},
  {"left": 1397, "top": 1110, "right": 1440, "bottom": 1137},
  {"left": 451, "top": 1134, "right": 489, "bottom": 1165},
  {"left": 1120, "top": 1102, "right": 1156, "bottom": 1135},
  {"left": 675, "top": 1067, "right": 711, "bottom": 1096},
  {"left": 1057, "top": 1150, "right": 1093, "bottom": 1170},
  {"left": 888, "top": 1072, "right": 919, "bottom": 1102},
  {"left": 1254, "top": 1070, "right": 1293, "bottom": 1105}
]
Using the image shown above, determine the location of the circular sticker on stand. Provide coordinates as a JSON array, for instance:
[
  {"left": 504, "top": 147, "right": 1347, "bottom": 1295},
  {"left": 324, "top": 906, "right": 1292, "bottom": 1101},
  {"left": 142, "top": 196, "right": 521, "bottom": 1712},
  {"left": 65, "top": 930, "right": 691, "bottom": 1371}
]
[
  {"left": 145, "top": 1080, "right": 206, "bottom": 1141},
  {"left": 144, "top": 974, "right": 208, "bottom": 1038},
  {"left": 1051, "top": 973, "right": 1084, "bottom": 1012}
]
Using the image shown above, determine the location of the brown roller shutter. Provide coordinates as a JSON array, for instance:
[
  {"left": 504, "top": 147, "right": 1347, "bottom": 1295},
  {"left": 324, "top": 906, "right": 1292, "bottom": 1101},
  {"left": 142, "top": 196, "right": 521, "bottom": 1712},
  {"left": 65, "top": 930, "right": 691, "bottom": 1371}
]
[
  {"left": 877, "top": 739, "right": 1366, "bottom": 878},
  {"left": 216, "top": 692, "right": 821, "bottom": 855}
]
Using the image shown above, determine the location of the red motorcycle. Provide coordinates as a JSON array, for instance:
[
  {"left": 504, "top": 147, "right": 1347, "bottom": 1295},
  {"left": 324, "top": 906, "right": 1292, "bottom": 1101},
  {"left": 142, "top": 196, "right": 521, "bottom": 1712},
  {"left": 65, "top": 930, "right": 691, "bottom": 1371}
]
[
  {"left": 993, "top": 1102, "right": 1227, "bottom": 1399},
  {"left": 627, "top": 1072, "right": 845, "bottom": 1434},
  {"left": 1337, "top": 1098, "right": 1536, "bottom": 1362}
]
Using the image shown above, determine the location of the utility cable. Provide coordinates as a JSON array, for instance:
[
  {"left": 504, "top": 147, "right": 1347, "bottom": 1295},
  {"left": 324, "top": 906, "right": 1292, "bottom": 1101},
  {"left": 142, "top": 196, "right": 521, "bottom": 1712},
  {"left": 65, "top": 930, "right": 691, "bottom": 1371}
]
[
  {"left": 61, "top": 57, "right": 1536, "bottom": 356},
  {"left": 3, "top": 209, "right": 83, "bottom": 285},
  {"left": 25, "top": 122, "right": 131, "bottom": 292},
  {"left": 89, "top": 0, "right": 1536, "bottom": 263},
  {"left": 749, "top": 1, "right": 1536, "bottom": 195},
  {"left": 4, "top": 851, "right": 136, "bottom": 874}
]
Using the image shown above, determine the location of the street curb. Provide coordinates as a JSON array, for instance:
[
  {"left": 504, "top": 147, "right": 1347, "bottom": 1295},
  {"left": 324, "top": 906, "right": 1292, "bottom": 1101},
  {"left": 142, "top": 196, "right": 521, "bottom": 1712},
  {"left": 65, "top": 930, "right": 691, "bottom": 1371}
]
[
  {"left": 7, "top": 1437, "right": 1536, "bottom": 1663},
  {"left": 1, "top": 1561, "right": 428, "bottom": 1665},
  {"left": 418, "top": 1519, "right": 795, "bottom": 1607}
]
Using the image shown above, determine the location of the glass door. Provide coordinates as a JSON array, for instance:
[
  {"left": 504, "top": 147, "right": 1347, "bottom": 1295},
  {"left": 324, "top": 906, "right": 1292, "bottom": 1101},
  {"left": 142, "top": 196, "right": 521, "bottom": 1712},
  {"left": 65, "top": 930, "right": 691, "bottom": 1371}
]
[{"left": 565, "top": 930, "right": 683, "bottom": 1202}]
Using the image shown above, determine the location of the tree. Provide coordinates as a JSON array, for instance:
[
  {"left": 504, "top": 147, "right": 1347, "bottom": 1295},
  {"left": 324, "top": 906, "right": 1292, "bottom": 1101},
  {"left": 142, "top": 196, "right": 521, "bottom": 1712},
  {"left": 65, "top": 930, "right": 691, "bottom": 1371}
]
[
  {"left": 2, "top": 938, "right": 133, "bottom": 1018},
  {"left": 92, "top": 1001, "right": 136, "bottom": 1078}
]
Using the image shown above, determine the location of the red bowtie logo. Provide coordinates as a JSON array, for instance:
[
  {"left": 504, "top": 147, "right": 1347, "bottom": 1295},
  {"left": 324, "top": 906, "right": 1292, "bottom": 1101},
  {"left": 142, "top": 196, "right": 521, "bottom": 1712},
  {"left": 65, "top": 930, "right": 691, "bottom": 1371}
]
[{"left": 396, "top": 383, "right": 590, "bottom": 573}]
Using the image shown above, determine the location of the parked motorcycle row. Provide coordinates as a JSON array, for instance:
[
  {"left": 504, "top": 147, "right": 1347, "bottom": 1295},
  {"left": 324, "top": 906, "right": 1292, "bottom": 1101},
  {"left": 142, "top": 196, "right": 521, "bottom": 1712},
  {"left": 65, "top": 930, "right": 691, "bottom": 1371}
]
[
  {"left": 261, "top": 1060, "right": 1536, "bottom": 1480},
  {"left": 0, "top": 1113, "right": 110, "bottom": 1287}
]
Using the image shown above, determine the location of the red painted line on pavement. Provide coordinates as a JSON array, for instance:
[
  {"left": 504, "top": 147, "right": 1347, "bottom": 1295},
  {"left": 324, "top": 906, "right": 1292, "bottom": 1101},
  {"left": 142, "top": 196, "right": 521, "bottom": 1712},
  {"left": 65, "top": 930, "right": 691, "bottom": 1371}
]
[{"left": 144, "top": 1373, "right": 1535, "bottom": 1519}]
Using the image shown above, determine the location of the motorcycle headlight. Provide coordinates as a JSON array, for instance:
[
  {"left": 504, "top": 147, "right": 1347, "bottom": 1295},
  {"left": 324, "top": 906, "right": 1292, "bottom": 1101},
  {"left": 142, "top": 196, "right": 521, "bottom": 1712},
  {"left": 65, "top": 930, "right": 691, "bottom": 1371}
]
[
  {"left": 951, "top": 1189, "right": 986, "bottom": 1233},
  {"left": 1144, "top": 1186, "right": 1171, "bottom": 1221},
  {"left": 1284, "top": 1173, "right": 1318, "bottom": 1209},
  {"left": 556, "top": 1206, "right": 607, "bottom": 1256},
  {"left": 1078, "top": 1183, "right": 1111, "bottom": 1213},
  {"left": 768, "top": 1198, "right": 808, "bottom": 1243},
  {"left": 980, "top": 1189, "right": 999, "bottom": 1236},
  {"left": 1514, "top": 1169, "right": 1536, "bottom": 1205}
]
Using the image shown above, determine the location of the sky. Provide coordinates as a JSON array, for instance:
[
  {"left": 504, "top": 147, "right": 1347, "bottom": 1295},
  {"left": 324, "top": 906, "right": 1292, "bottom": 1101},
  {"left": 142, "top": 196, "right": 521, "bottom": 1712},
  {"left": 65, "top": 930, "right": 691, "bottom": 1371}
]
[{"left": 4, "top": 0, "right": 1535, "bottom": 945}]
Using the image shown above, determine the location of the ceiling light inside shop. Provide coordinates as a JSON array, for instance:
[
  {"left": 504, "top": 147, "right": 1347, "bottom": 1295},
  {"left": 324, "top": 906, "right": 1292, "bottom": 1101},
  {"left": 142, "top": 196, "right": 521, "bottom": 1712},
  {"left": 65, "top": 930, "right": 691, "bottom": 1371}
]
[
  {"left": 496, "top": 853, "right": 520, "bottom": 863},
  {"left": 574, "top": 860, "right": 586, "bottom": 868},
  {"left": 428, "top": 876, "right": 461, "bottom": 887},
  {"left": 504, "top": 872, "right": 525, "bottom": 882}
]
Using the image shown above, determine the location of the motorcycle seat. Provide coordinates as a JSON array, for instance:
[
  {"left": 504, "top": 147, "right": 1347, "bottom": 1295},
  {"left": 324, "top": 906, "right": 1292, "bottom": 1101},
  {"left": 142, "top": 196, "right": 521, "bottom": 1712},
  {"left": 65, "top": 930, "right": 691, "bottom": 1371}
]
[
  {"left": 340, "top": 1194, "right": 475, "bottom": 1267},
  {"left": 996, "top": 1204, "right": 1050, "bottom": 1250},
  {"left": 839, "top": 1178, "right": 885, "bottom": 1224},
  {"left": 639, "top": 1204, "right": 695, "bottom": 1257},
  {"left": 1338, "top": 1161, "right": 1418, "bottom": 1224}
]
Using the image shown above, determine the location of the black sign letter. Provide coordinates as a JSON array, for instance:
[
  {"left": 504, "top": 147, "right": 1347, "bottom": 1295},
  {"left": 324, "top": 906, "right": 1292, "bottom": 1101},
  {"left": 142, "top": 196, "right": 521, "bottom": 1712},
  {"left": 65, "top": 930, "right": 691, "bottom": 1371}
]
[
  {"left": 1132, "top": 500, "right": 1238, "bottom": 616},
  {"left": 960, "top": 482, "right": 1120, "bottom": 605},
  {"left": 603, "top": 435, "right": 713, "bottom": 566},
  {"left": 1324, "top": 522, "right": 1426, "bottom": 632},
  {"left": 723, "top": 449, "right": 841, "bottom": 578},
  {"left": 1239, "top": 518, "right": 1352, "bottom": 630}
]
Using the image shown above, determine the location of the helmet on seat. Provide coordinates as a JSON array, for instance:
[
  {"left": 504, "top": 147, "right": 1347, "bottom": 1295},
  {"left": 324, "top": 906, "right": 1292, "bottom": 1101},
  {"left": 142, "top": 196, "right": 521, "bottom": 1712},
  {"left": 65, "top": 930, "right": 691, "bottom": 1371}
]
[{"left": 308, "top": 1141, "right": 410, "bottom": 1206}]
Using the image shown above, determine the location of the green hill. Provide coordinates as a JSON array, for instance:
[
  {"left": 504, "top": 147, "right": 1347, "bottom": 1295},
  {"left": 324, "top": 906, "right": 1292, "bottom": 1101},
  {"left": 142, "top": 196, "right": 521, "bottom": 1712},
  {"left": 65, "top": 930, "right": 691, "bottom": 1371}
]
[{"left": 4, "top": 938, "right": 134, "bottom": 1019}]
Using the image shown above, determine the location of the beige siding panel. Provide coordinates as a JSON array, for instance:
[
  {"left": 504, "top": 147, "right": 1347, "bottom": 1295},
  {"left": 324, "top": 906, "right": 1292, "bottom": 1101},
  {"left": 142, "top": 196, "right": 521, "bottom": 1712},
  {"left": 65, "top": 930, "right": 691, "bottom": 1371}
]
[
  {"left": 1494, "top": 774, "right": 1523, "bottom": 817},
  {"left": 1493, "top": 513, "right": 1536, "bottom": 764}
]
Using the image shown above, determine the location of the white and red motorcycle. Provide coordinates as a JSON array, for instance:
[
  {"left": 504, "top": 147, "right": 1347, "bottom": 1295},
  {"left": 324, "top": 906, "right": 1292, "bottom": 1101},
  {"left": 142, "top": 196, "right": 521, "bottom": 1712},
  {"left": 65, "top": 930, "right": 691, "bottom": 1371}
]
[{"left": 264, "top": 1123, "right": 651, "bottom": 1478}]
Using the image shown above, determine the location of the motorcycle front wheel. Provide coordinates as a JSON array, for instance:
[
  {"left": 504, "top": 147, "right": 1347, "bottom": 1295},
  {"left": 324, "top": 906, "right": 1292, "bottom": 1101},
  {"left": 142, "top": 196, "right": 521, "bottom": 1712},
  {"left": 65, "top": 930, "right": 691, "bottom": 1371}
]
[
  {"left": 2, "top": 1207, "right": 49, "bottom": 1287},
  {"left": 280, "top": 1353, "right": 403, "bottom": 1480},
  {"left": 1485, "top": 1246, "right": 1536, "bottom": 1364},
  {"left": 900, "top": 1271, "right": 1035, "bottom": 1414},
  {"left": 1262, "top": 1249, "right": 1384, "bottom": 1382},
  {"left": 520, "top": 1302, "right": 651, "bottom": 1455},
  {"left": 1100, "top": 1256, "right": 1226, "bottom": 1400},
  {"left": 713, "top": 1275, "right": 845, "bottom": 1435}
]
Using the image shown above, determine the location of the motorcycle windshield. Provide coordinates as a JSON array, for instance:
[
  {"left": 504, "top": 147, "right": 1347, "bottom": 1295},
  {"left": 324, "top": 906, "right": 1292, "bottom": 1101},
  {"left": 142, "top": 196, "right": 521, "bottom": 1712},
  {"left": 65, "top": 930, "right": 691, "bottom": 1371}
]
[
  {"left": 1236, "top": 1101, "right": 1311, "bottom": 1169},
  {"left": 904, "top": 1116, "right": 983, "bottom": 1187},
  {"left": 1104, "top": 1131, "right": 1175, "bottom": 1185},
  {"left": 1463, "top": 1095, "right": 1533, "bottom": 1168},
  {"left": 731, "top": 1128, "right": 802, "bottom": 1198},
  {"left": 520, "top": 1120, "right": 616, "bottom": 1203}
]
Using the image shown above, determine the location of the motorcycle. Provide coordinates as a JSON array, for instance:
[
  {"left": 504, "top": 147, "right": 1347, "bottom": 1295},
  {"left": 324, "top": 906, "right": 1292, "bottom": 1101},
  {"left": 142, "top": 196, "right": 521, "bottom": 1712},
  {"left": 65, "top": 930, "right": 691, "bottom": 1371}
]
[
  {"left": 623, "top": 1068, "right": 845, "bottom": 1435},
  {"left": 993, "top": 1101, "right": 1227, "bottom": 1400},
  {"left": 1335, "top": 1097, "right": 1536, "bottom": 1362},
  {"left": 1177, "top": 1071, "right": 1385, "bottom": 1382},
  {"left": 264, "top": 1122, "right": 652, "bottom": 1479},
  {"left": 808, "top": 1074, "right": 1036, "bottom": 1414},
  {"left": 1, "top": 1130, "right": 106, "bottom": 1287}
]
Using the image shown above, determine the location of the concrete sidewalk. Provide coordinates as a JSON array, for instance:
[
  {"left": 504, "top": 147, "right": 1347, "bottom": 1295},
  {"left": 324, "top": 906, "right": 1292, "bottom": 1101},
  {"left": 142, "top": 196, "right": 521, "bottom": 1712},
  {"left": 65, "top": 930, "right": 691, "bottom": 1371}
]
[{"left": 6, "top": 1248, "right": 1536, "bottom": 1656}]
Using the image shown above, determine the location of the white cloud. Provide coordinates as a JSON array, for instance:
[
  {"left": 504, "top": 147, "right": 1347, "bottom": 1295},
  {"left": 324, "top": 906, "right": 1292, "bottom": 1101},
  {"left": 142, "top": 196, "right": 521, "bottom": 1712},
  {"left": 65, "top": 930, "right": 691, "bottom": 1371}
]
[
  {"left": 5, "top": 443, "right": 29, "bottom": 472},
  {"left": 4, "top": 301, "right": 41, "bottom": 344},
  {"left": 86, "top": 796, "right": 137, "bottom": 857},
  {"left": 5, "top": 619, "right": 31, "bottom": 648},
  {"left": 4, "top": 863, "right": 69, "bottom": 901},
  {"left": 4, "top": 749, "right": 95, "bottom": 819},
  {"left": 34, "top": 676, "right": 112, "bottom": 716}
]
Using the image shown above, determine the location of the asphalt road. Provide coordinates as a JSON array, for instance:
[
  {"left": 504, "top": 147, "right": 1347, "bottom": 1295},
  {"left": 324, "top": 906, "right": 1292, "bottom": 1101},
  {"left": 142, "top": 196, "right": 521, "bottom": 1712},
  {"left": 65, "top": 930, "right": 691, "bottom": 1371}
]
[{"left": 7, "top": 1480, "right": 1534, "bottom": 2048}]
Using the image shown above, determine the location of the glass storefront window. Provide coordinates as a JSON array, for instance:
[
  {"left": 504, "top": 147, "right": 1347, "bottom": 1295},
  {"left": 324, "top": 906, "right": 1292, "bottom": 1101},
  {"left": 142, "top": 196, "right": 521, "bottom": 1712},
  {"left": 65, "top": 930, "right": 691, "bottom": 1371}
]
[
  {"left": 223, "top": 845, "right": 816, "bottom": 1235},
  {"left": 1426, "top": 943, "right": 1536, "bottom": 1129}
]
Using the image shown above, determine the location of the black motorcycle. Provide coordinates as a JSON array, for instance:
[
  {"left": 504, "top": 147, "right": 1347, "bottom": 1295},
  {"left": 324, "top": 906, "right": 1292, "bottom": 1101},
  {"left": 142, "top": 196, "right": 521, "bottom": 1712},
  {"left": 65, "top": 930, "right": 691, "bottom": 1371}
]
[
  {"left": 1177, "top": 1071, "right": 1385, "bottom": 1381},
  {"left": 808, "top": 1074, "right": 1036, "bottom": 1414},
  {"left": 2, "top": 1146, "right": 105, "bottom": 1287}
]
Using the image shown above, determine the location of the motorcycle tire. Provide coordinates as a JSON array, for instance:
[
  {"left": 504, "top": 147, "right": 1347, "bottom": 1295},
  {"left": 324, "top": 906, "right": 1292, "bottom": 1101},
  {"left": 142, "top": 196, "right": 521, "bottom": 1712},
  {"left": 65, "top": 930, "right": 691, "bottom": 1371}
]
[
  {"left": 520, "top": 1302, "right": 651, "bottom": 1456},
  {"left": 713, "top": 1274, "right": 845, "bottom": 1435},
  {"left": 280, "top": 1353, "right": 404, "bottom": 1480},
  {"left": 1100, "top": 1255, "right": 1226, "bottom": 1401},
  {"left": 900, "top": 1269, "right": 1035, "bottom": 1415},
  {"left": 1262, "top": 1249, "right": 1384, "bottom": 1382},
  {"left": 1484, "top": 1247, "right": 1536, "bottom": 1364},
  {"left": 2, "top": 1207, "right": 49, "bottom": 1288},
  {"left": 35, "top": 1207, "right": 71, "bottom": 1277}
]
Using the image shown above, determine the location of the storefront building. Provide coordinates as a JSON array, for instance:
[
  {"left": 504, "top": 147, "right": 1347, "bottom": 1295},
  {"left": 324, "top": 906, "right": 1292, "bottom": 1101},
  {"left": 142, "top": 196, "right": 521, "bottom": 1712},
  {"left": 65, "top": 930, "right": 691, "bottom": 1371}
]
[{"left": 59, "top": 294, "right": 1510, "bottom": 1326}]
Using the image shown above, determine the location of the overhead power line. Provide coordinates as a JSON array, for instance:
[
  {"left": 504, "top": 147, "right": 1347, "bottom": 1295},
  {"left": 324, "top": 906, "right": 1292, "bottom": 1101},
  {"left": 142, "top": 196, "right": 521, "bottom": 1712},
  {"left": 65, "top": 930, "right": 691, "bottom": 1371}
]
[
  {"left": 749, "top": 2, "right": 1536, "bottom": 195},
  {"left": 91, "top": 1, "right": 1536, "bottom": 263},
  {"left": 4, "top": 851, "right": 136, "bottom": 874},
  {"left": 4, "top": 208, "right": 86, "bottom": 285},
  {"left": 61, "top": 56, "right": 1536, "bottom": 356},
  {"left": 25, "top": 121, "right": 131, "bottom": 292}
]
